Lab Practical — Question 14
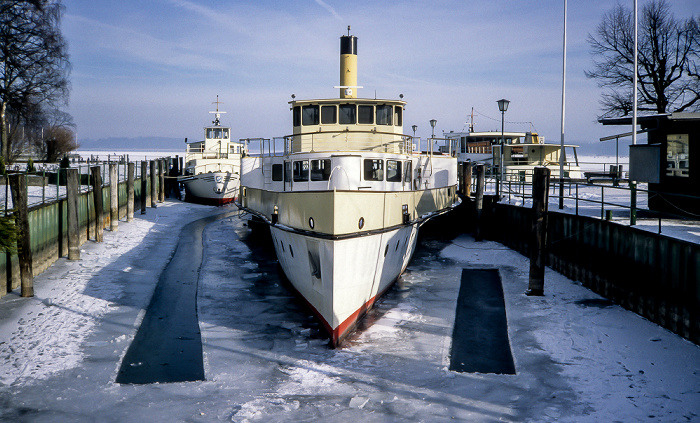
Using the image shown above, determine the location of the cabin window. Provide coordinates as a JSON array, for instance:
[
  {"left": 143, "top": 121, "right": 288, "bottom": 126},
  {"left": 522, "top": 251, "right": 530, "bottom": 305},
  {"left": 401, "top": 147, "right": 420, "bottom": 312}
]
[
  {"left": 321, "top": 106, "right": 337, "bottom": 124},
  {"left": 223, "top": 128, "right": 230, "bottom": 139},
  {"left": 207, "top": 128, "right": 226, "bottom": 139},
  {"left": 339, "top": 104, "right": 356, "bottom": 124},
  {"left": 666, "top": 134, "right": 689, "bottom": 177},
  {"left": 404, "top": 161, "right": 412, "bottom": 183},
  {"left": 302, "top": 105, "right": 319, "bottom": 126},
  {"left": 358, "top": 105, "right": 373, "bottom": 124},
  {"left": 386, "top": 160, "right": 402, "bottom": 182},
  {"left": 293, "top": 160, "right": 309, "bottom": 181},
  {"left": 394, "top": 106, "right": 402, "bottom": 126},
  {"left": 364, "top": 159, "right": 384, "bottom": 181},
  {"left": 310, "top": 159, "right": 331, "bottom": 181},
  {"left": 376, "top": 105, "right": 392, "bottom": 125},
  {"left": 293, "top": 106, "right": 301, "bottom": 127},
  {"left": 284, "top": 161, "right": 292, "bottom": 182},
  {"left": 272, "top": 164, "right": 283, "bottom": 181}
]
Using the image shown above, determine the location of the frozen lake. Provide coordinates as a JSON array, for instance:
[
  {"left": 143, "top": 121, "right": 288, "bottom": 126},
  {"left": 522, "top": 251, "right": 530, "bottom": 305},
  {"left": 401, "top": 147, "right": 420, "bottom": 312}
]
[{"left": 0, "top": 199, "right": 698, "bottom": 422}]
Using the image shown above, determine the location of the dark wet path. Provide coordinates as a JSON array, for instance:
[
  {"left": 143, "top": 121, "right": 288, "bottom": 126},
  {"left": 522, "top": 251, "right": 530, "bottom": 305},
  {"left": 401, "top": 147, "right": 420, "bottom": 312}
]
[{"left": 116, "top": 210, "right": 238, "bottom": 384}]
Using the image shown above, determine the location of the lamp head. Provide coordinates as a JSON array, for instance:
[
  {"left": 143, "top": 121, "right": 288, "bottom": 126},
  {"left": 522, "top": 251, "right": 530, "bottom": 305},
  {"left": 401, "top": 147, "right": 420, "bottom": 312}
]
[
  {"left": 497, "top": 98, "right": 510, "bottom": 112},
  {"left": 430, "top": 119, "right": 437, "bottom": 128}
]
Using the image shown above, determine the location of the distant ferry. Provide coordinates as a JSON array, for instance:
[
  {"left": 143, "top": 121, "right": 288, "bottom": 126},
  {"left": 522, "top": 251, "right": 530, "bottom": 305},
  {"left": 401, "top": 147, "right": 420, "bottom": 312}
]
[
  {"left": 444, "top": 130, "right": 583, "bottom": 181},
  {"left": 237, "top": 30, "right": 460, "bottom": 346},
  {"left": 180, "top": 98, "right": 244, "bottom": 205}
]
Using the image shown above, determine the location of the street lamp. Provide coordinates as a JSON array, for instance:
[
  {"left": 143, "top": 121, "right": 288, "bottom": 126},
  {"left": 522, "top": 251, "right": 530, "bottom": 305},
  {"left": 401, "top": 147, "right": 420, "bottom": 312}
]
[
  {"left": 429, "top": 119, "right": 437, "bottom": 138},
  {"left": 411, "top": 125, "right": 418, "bottom": 150},
  {"left": 497, "top": 99, "right": 509, "bottom": 197}
]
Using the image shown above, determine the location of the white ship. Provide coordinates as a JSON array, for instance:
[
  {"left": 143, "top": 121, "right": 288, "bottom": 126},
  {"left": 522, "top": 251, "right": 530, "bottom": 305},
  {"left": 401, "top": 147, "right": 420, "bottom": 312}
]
[
  {"left": 180, "top": 98, "right": 245, "bottom": 205},
  {"left": 237, "top": 31, "right": 460, "bottom": 346}
]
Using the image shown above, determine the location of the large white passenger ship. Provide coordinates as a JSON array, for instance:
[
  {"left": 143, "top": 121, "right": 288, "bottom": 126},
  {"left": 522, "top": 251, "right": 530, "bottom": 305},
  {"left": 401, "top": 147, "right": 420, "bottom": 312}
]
[
  {"left": 237, "top": 31, "right": 460, "bottom": 346},
  {"left": 180, "top": 98, "right": 244, "bottom": 205}
]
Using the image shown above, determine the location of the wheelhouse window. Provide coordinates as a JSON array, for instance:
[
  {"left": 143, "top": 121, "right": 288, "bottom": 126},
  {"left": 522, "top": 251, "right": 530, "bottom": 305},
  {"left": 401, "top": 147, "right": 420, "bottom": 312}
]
[
  {"left": 302, "top": 105, "right": 319, "bottom": 126},
  {"left": 284, "top": 162, "right": 292, "bottom": 182},
  {"left": 394, "top": 106, "right": 402, "bottom": 126},
  {"left": 310, "top": 159, "right": 331, "bottom": 181},
  {"left": 376, "top": 105, "right": 392, "bottom": 126},
  {"left": 339, "top": 104, "right": 356, "bottom": 124},
  {"left": 206, "top": 128, "right": 228, "bottom": 139},
  {"left": 293, "top": 160, "right": 309, "bottom": 181},
  {"left": 272, "top": 164, "right": 283, "bottom": 181},
  {"left": 364, "top": 159, "right": 384, "bottom": 181},
  {"left": 386, "top": 160, "right": 402, "bottom": 182},
  {"left": 358, "top": 105, "right": 373, "bottom": 124},
  {"left": 321, "top": 105, "right": 337, "bottom": 124},
  {"left": 293, "top": 106, "right": 301, "bottom": 127}
]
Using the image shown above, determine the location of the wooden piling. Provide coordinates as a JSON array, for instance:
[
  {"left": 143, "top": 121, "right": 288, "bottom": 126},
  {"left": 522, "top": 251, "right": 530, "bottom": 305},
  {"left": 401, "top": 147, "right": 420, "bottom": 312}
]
[
  {"left": 141, "top": 161, "right": 147, "bottom": 214},
  {"left": 158, "top": 159, "right": 165, "bottom": 203},
  {"left": 150, "top": 161, "right": 157, "bottom": 208},
  {"left": 474, "top": 164, "right": 485, "bottom": 241},
  {"left": 66, "top": 168, "right": 80, "bottom": 260},
  {"left": 8, "top": 174, "right": 33, "bottom": 297},
  {"left": 462, "top": 160, "right": 472, "bottom": 197},
  {"left": 109, "top": 163, "right": 118, "bottom": 232},
  {"left": 527, "top": 166, "right": 550, "bottom": 296},
  {"left": 90, "top": 166, "right": 104, "bottom": 242},
  {"left": 127, "top": 162, "right": 134, "bottom": 222}
]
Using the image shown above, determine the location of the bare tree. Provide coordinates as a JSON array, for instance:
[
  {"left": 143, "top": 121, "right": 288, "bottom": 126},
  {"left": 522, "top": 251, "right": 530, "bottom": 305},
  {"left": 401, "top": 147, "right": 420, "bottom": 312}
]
[
  {"left": 586, "top": 0, "right": 700, "bottom": 118},
  {"left": 0, "top": 0, "right": 71, "bottom": 163}
]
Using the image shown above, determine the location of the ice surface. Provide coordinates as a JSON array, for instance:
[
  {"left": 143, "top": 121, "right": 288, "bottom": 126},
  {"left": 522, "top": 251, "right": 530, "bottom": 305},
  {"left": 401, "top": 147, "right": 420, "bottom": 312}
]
[{"left": 0, "top": 198, "right": 698, "bottom": 422}]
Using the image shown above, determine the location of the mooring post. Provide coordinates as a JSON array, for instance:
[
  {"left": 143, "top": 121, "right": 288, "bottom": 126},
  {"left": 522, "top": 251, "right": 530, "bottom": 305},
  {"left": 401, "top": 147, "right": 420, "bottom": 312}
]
[
  {"left": 66, "top": 168, "right": 80, "bottom": 260},
  {"left": 158, "top": 159, "right": 165, "bottom": 203},
  {"left": 527, "top": 166, "right": 550, "bottom": 296},
  {"left": 150, "top": 160, "right": 157, "bottom": 208},
  {"left": 474, "top": 164, "right": 485, "bottom": 241},
  {"left": 630, "top": 181, "right": 637, "bottom": 226},
  {"left": 141, "top": 161, "right": 147, "bottom": 214},
  {"left": 127, "top": 162, "right": 135, "bottom": 222},
  {"left": 109, "top": 162, "right": 118, "bottom": 232},
  {"left": 90, "top": 166, "right": 104, "bottom": 242},
  {"left": 8, "top": 174, "right": 33, "bottom": 297},
  {"left": 462, "top": 160, "right": 472, "bottom": 197}
]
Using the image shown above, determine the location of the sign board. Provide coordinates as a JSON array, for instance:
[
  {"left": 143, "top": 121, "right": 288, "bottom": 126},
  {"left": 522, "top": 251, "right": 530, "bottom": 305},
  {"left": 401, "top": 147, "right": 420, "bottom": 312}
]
[{"left": 629, "top": 144, "right": 660, "bottom": 183}]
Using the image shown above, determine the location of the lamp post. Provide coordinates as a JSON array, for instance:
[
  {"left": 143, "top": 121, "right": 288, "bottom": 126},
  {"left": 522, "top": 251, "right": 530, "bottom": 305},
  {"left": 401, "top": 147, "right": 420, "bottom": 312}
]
[
  {"left": 430, "top": 119, "right": 437, "bottom": 153},
  {"left": 497, "top": 99, "right": 509, "bottom": 197},
  {"left": 411, "top": 125, "right": 418, "bottom": 151}
]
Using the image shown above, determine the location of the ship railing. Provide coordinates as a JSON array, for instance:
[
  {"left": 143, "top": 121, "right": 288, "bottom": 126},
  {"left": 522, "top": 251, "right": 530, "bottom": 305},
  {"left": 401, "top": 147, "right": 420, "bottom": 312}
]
[
  {"left": 425, "top": 137, "right": 458, "bottom": 158},
  {"left": 285, "top": 130, "right": 416, "bottom": 155}
]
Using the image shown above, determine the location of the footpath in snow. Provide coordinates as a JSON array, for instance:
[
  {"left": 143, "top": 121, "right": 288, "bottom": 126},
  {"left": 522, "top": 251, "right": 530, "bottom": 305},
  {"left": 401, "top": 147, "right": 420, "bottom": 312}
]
[{"left": 0, "top": 199, "right": 698, "bottom": 422}]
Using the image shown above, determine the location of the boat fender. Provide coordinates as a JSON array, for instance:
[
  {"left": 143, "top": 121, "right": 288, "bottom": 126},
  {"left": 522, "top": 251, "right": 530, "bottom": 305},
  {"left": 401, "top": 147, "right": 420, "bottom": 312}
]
[{"left": 413, "top": 178, "right": 421, "bottom": 190}]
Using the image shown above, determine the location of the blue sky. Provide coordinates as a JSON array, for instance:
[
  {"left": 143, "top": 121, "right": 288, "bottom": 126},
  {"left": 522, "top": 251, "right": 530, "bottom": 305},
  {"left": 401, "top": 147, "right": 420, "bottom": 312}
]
[{"left": 62, "top": 0, "right": 699, "bottom": 154}]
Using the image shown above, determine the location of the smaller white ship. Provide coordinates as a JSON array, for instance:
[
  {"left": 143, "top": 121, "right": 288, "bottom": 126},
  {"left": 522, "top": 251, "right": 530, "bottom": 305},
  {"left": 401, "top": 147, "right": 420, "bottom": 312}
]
[{"left": 180, "top": 97, "right": 245, "bottom": 205}]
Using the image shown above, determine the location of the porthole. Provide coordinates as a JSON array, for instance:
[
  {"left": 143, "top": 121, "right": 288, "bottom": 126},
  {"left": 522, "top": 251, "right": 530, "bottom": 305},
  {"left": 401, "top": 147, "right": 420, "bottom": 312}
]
[
  {"left": 358, "top": 217, "right": 365, "bottom": 229},
  {"left": 309, "top": 217, "right": 315, "bottom": 229}
]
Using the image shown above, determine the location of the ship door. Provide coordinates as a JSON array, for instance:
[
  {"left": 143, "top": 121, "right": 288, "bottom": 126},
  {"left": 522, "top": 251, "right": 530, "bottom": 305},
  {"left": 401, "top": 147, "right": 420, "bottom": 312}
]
[{"left": 284, "top": 161, "right": 292, "bottom": 191}]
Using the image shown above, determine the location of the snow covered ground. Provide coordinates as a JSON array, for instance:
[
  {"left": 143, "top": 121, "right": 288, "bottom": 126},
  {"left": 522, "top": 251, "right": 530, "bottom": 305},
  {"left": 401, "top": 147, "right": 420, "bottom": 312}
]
[{"left": 0, "top": 199, "right": 698, "bottom": 422}]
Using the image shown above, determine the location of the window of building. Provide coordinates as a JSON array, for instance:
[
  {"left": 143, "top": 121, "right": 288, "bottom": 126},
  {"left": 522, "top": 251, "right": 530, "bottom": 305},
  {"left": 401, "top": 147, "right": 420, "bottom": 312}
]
[
  {"left": 310, "top": 159, "right": 331, "bottom": 181},
  {"left": 293, "top": 160, "right": 309, "bottom": 181},
  {"left": 321, "top": 105, "right": 337, "bottom": 124},
  {"left": 339, "top": 104, "right": 356, "bottom": 124},
  {"left": 358, "top": 105, "right": 373, "bottom": 124},
  {"left": 272, "top": 164, "right": 283, "bottom": 181},
  {"left": 666, "top": 134, "right": 689, "bottom": 177},
  {"left": 364, "top": 159, "right": 383, "bottom": 181},
  {"left": 386, "top": 160, "right": 402, "bottom": 182},
  {"left": 376, "top": 105, "right": 392, "bottom": 125},
  {"left": 302, "top": 105, "right": 319, "bottom": 126}
]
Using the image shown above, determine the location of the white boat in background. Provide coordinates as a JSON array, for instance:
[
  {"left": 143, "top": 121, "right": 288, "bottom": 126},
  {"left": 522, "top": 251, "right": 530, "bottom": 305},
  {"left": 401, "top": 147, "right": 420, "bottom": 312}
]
[
  {"left": 237, "top": 30, "right": 460, "bottom": 347},
  {"left": 445, "top": 130, "right": 583, "bottom": 181},
  {"left": 180, "top": 98, "right": 245, "bottom": 205}
]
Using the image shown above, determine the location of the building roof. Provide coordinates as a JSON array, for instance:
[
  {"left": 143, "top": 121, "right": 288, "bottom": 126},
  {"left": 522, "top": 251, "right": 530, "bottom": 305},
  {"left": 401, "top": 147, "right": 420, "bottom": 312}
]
[{"left": 600, "top": 112, "right": 700, "bottom": 126}]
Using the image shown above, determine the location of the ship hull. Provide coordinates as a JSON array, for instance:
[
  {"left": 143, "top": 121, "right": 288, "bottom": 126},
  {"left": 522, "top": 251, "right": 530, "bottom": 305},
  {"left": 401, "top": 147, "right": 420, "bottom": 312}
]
[
  {"left": 182, "top": 172, "right": 238, "bottom": 206},
  {"left": 268, "top": 222, "right": 419, "bottom": 346}
]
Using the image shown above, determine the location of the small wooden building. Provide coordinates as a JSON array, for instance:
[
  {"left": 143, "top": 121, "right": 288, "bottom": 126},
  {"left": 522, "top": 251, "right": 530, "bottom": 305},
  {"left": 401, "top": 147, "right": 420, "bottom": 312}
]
[{"left": 601, "top": 113, "right": 699, "bottom": 218}]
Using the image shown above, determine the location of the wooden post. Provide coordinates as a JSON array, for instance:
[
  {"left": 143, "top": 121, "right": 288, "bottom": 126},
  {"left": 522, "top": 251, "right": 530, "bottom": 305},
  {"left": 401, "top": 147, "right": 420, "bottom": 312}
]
[
  {"left": 527, "top": 166, "right": 550, "bottom": 296},
  {"left": 474, "top": 164, "right": 485, "bottom": 241},
  {"left": 150, "top": 160, "right": 157, "bottom": 208},
  {"left": 90, "top": 166, "right": 104, "bottom": 242},
  {"left": 141, "top": 161, "right": 147, "bottom": 214},
  {"left": 66, "top": 168, "right": 80, "bottom": 260},
  {"left": 462, "top": 160, "right": 472, "bottom": 197},
  {"left": 109, "top": 162, "right": 118, "bottom": 232},
  {"left": 127, "top": 162, "right": 135, "bottom": 222},
  {"left": 158, "top": 159, "right": 165, "bottom": 203},
  {"left": 8, "top": 174, "right": 33, "bottom": 297}
]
